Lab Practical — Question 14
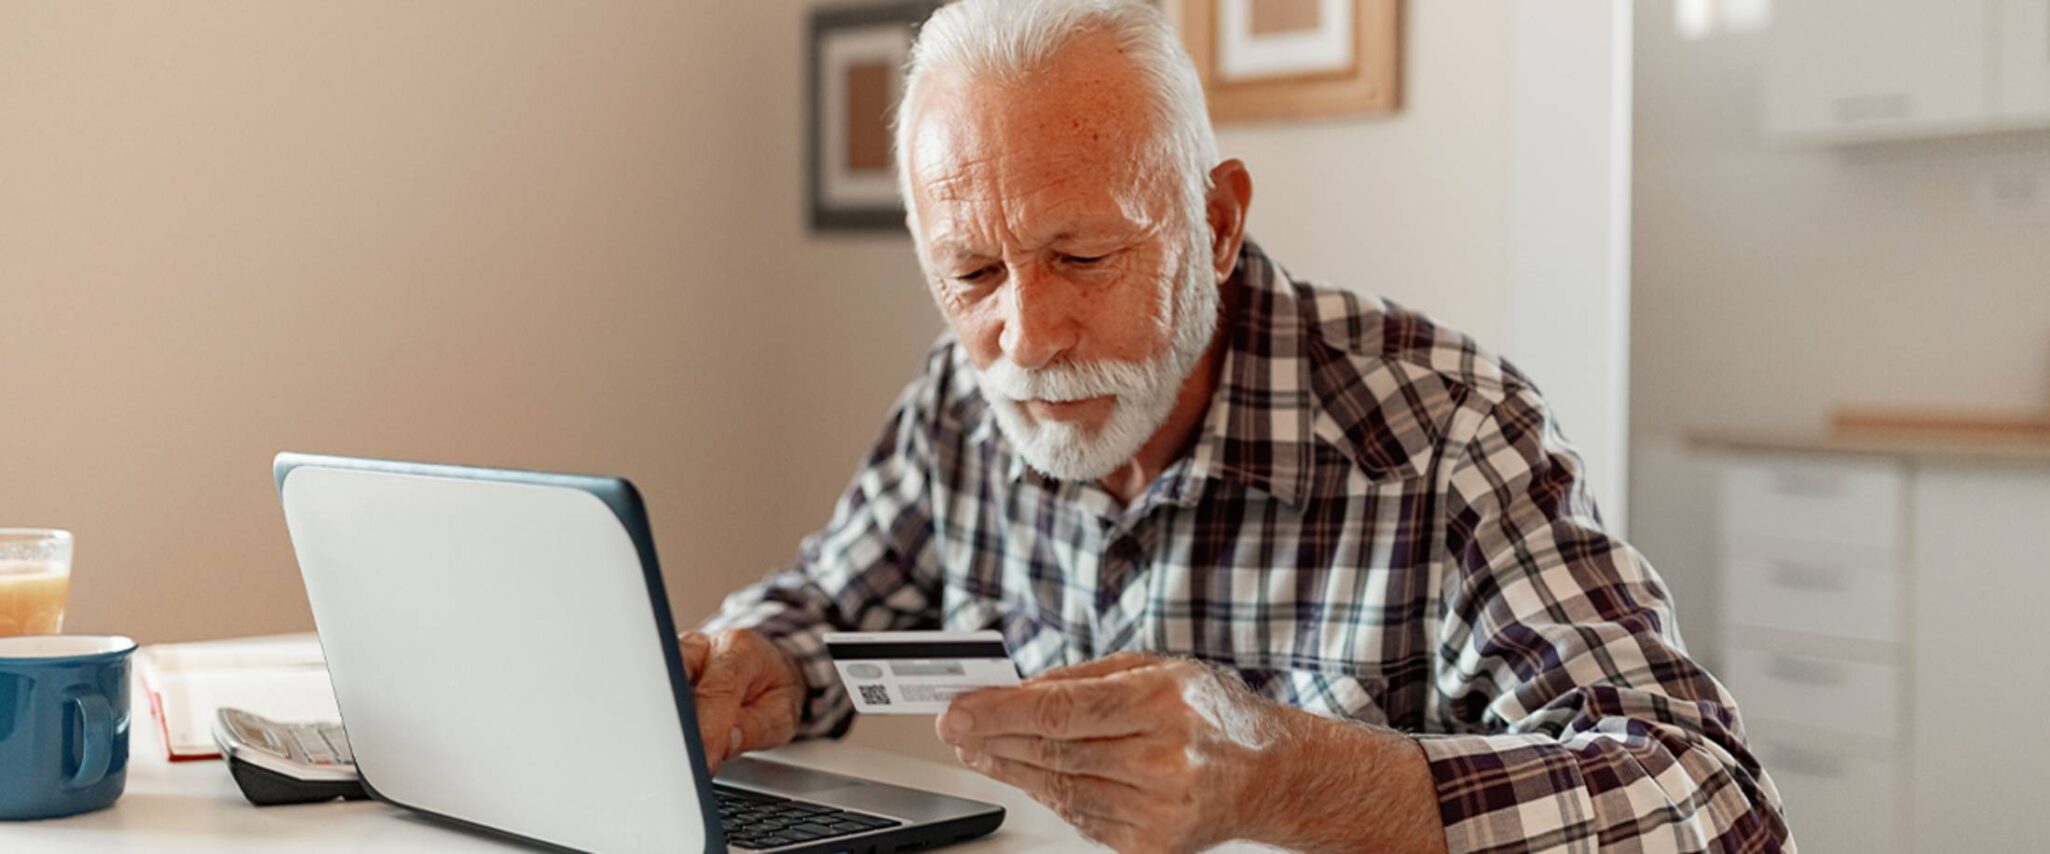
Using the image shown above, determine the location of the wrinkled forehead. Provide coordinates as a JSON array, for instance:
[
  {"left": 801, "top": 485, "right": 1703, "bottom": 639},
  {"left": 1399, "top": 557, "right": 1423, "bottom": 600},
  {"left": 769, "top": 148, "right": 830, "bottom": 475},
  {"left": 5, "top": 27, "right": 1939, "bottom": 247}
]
[{"left": 903, "top": 44, "right": 1179, "bottom": 243}]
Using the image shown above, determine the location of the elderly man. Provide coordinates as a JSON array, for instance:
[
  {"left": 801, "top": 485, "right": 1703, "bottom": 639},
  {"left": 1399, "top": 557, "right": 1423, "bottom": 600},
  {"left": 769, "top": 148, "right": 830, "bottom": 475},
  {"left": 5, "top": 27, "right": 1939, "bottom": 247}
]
[{"left": 684, "top": 1, "right": 1789, "bottom": 851}]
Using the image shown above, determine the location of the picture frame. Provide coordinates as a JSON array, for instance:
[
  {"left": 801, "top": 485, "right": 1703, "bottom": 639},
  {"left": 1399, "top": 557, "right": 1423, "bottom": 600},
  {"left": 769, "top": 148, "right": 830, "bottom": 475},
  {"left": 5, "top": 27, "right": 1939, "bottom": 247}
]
[
  {"left": 806, "top": 1, "right": 942, "bottom": 233},
  {"left": 1166, "top": 0, "right": 1403, "bottom": 123}
]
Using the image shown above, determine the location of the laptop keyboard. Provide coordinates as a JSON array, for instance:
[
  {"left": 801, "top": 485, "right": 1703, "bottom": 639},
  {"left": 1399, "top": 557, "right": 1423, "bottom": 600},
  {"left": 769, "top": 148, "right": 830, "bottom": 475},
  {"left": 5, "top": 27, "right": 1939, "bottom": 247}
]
[{"left": 714, "top": 784, "right": 904, "bottom": 850}]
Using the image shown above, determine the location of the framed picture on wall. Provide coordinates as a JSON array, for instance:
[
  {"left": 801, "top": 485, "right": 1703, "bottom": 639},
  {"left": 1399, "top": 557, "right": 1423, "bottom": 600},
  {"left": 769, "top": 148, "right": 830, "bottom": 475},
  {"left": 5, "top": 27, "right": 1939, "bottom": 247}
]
[
  {"left": 1165, "top": 0, "right": 1402, "bottom": 123},
  {"left": 806, "top": 1, "right": 942, "bottom": 233}
]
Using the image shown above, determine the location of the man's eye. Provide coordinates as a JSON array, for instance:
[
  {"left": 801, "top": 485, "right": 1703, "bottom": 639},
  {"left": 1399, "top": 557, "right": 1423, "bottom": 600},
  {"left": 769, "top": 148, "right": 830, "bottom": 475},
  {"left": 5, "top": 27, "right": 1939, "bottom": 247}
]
[{"left": 954, "top": 265, "right": 999, "bottom": 283}]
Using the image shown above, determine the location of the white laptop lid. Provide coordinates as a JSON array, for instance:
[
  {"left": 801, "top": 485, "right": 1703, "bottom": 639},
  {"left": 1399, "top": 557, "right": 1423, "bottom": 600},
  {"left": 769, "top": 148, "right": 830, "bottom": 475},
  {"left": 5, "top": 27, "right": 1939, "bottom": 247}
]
[{"left": 275, "top": 453, "right": 718, "bottom": 852}]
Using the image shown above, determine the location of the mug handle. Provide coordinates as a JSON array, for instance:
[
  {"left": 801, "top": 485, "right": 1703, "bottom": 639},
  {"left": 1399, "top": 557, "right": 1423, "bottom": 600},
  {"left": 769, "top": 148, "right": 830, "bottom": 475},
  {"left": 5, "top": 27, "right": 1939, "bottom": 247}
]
[{"left": 65, "top": 693, "right": 114, "bottom": 790}]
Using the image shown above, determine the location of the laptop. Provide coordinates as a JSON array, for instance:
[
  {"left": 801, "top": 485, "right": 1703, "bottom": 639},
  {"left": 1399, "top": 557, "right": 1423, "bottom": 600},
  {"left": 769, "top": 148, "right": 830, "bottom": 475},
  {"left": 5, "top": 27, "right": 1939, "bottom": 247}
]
[{"left": 273, "top": 452, "right": 1005, "bottom": 853}]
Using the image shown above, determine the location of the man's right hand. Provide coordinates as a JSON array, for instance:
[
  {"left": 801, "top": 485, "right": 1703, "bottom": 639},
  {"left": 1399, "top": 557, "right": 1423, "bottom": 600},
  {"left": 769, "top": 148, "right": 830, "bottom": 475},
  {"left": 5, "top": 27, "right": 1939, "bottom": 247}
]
[{"left": 679, "top": 629, "right": 806, "bottom": 773}]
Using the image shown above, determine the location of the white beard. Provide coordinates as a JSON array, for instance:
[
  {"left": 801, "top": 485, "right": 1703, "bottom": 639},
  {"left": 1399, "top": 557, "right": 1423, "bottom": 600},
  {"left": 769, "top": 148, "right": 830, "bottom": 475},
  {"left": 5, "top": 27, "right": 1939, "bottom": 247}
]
[{"left": 972, "top": 235, "right": 1221, "bottom": 482}]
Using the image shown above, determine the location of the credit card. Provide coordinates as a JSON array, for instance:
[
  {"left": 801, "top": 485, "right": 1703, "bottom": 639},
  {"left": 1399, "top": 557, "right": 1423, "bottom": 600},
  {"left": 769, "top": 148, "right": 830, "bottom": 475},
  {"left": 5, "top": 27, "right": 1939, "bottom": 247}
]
[{"left": 823, "top": 630, "right": 1020, "bottom": 715}]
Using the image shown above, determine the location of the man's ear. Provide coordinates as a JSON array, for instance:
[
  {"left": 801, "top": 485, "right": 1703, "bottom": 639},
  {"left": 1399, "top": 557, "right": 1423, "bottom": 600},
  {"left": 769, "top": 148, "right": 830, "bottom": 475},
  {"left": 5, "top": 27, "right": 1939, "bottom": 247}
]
[{"left": 1205, "top": 159, "right": 1253, "bottom": 281}]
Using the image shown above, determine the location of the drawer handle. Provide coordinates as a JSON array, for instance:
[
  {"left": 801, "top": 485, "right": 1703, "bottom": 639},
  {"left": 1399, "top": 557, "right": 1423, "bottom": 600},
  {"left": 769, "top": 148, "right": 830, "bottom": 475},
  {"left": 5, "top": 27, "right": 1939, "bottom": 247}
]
[
  {"left": 1764, "top": 655, "right": 1847, "bottom": 686},
  {"left": 1767, "top": 561, "right": 1847, "bottom": 592},
  {"left": 1766, "top": 742, "right": 1847, "bottom": 779},
  {"left": 1768, "top": 470, "right": 1846, "bottom": 498},
  {"left": 1831, "top": 93, "right": 1913, "bottom": 123}
]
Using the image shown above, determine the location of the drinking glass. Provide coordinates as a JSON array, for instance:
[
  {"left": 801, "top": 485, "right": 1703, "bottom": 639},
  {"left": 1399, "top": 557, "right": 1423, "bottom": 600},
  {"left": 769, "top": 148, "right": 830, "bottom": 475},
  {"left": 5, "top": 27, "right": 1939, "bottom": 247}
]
[{"left": 0, "top": 529, "right": 73, "bottom": 638}]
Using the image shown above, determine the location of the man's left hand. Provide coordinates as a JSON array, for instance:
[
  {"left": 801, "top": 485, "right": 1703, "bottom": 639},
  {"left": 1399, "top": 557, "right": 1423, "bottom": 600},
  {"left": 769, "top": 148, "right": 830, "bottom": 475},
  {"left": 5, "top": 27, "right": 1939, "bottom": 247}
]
[{"left": 935, "top": 651, "right": 1292, "bottom": 852}]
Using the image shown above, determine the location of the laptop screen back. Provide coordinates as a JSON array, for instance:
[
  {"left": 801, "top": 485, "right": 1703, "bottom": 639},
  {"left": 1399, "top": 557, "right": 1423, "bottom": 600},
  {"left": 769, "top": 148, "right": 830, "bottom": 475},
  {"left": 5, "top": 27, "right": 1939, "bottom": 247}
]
[{"left": 276, "top": 454, "right": 717, "bottom": 851}]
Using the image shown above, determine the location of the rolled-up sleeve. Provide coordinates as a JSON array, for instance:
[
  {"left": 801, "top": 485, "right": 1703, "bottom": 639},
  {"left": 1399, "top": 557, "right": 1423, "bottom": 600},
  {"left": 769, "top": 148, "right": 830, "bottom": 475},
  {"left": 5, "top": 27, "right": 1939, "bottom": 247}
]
[
  {"left": 1421, "top": 385, "right": 1792, "bottom": 852},
  {"left": 699, "top": 346, "right": 951, "bottom": 739}
]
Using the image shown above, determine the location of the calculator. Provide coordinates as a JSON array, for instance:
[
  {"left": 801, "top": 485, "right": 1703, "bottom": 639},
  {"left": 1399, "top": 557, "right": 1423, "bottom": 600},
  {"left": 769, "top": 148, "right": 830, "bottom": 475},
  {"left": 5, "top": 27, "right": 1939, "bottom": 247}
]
[{"left": 211, "top": 707, "right": 369, "bottom": 806}]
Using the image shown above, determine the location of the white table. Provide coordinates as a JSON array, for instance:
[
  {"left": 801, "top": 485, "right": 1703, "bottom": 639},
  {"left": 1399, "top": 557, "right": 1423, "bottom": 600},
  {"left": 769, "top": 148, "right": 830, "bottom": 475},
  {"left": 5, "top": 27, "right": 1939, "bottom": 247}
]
[{"left": 0, "top": 685, "right": 1279, "bottom": 852}]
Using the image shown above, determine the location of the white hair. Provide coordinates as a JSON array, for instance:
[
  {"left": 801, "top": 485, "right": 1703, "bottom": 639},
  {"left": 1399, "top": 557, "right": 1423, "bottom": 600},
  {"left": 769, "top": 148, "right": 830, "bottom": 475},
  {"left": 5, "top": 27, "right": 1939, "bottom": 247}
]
[
  {"left": 892, "top": 0, "right": 1220, "bottom": 244},
  {"left": 892, "top": 0, "right": 1227, "bottom": 482}
]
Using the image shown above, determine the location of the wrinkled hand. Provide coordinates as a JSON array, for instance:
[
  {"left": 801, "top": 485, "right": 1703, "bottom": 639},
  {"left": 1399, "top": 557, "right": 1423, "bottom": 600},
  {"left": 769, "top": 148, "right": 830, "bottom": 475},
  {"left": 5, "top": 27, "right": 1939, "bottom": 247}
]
[
  {"left": 680, "top": 629, "right": 806, "bottom": 773},
  {"left": 936, "top": 652, "right": 1291, "bottom": 853}
]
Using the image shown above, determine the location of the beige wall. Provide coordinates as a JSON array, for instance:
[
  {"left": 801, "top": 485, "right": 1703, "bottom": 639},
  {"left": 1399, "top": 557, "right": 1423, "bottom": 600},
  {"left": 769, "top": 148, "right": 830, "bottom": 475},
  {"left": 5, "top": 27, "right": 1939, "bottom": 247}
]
[
  {"left": 0, "top": 0, "right": 951, "bottom": 758},
  {"left": 0, "top": 1, "right": 805, "bottom": 642}
]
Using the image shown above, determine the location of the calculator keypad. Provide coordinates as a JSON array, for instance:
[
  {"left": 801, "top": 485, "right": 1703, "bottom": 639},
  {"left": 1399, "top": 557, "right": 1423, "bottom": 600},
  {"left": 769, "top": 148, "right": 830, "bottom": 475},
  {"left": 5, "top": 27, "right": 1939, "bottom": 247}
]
[{"left": 283, "top": 722, "right": 353, "bottom": 767}]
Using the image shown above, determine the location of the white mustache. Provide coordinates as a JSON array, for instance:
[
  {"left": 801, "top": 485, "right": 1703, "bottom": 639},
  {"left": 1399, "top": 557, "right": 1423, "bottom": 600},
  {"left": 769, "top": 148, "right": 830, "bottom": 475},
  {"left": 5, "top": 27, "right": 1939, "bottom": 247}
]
[{"left": 975, "top": 356, "right": 1160, "bottom": 403}]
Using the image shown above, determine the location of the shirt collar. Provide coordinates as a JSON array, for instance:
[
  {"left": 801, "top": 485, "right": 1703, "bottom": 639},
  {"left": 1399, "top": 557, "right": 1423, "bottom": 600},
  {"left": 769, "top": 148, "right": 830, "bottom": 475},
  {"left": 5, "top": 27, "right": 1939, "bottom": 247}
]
[{"left": 1170, "top": 238, "right": 1317, "bottom": 507}]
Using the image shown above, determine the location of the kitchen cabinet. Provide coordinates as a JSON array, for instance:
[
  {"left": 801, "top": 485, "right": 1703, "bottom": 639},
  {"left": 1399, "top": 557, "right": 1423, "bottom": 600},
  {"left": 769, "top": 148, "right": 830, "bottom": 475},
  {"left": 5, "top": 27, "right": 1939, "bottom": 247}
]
[
  {"left": 1702, "top": 435, "right": 2050, "bottom": 849},
  {"left": 1714, "top": 453, "right": 1910, "bottom": 853},
  {"left": 1763, "top": 0, "right": 2050, "bottom": 142},
  {"left": 1998, "top": 0, "right": 2050, "bottom": 119},
  {"left": 1908, "top": 468, "right": 2050, "bottom": 852},
  {"left": 1764, "top": 0, "right": 1993, "bottom": 142}
]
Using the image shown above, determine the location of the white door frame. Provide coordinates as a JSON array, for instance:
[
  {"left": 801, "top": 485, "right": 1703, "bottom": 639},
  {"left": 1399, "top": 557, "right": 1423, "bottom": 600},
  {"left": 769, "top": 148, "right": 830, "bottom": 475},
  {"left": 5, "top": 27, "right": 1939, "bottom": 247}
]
[{"left": 1506, "top": 0, "right": 1635, "bottom": 533}]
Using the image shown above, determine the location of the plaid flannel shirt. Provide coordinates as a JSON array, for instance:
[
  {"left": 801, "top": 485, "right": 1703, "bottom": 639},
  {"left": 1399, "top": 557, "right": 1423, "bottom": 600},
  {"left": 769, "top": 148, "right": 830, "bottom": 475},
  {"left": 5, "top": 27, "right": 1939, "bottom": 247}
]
[{"left": 703, "top": 240, "right": 1792, "bottom": 852}]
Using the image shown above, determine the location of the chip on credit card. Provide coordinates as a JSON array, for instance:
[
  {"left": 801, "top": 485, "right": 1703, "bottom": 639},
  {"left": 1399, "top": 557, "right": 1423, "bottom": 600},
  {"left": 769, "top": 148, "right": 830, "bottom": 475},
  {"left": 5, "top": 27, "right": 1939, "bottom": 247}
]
[{"left": 823, "top": 630, "right": 1021, "bottom": 714}]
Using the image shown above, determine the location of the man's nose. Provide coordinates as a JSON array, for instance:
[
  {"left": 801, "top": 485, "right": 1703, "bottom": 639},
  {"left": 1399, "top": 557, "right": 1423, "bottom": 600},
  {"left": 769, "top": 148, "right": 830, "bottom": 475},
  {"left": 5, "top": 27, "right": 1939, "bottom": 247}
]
[{"left": 1000, "top": 268, "right": 1078, "bottom": 370}]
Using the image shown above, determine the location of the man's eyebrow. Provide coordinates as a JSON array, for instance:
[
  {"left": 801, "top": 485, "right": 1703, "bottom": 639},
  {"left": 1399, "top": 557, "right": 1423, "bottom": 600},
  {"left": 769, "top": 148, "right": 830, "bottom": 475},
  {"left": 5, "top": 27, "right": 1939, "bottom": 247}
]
[
  {"left": 929, "top": 241, "right": 988, "bottom": 264},
  {"left": 926, "top": 214, "right": 1152, "bottom": 262},
  {"left": 1040, "top": 217, "right": 1147, "bottom": 246}
]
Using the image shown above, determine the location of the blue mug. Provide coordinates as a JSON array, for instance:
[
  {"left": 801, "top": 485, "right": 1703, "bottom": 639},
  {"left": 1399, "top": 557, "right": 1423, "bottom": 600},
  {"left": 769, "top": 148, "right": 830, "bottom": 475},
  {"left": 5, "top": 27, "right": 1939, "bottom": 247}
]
[{"left": 0, "top": 635, "right": 134, "bottom": 820}]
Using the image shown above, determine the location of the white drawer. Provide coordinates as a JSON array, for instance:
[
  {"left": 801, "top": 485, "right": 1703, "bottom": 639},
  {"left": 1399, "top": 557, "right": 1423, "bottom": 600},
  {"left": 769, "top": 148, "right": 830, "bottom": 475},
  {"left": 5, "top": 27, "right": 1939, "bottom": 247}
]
[
  {"left": 1722, "top": 540, "right": 1899, "bottom": 643},
  {"left": 1722, "top": 647, "right": 1900, "bottom": 743},
  {"left": 1719, "top": 458, "right": 1903, "bottom": 551},
  {"left": 1751, "top": 732, "right": 1905, "bottom": 854}
]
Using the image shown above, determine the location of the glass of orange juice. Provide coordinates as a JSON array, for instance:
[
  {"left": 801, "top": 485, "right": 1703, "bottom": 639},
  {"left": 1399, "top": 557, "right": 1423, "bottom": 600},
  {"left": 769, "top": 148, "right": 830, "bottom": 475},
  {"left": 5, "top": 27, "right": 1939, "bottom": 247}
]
[{"left": 0, "top": 530, "right": 72, "bottom": 638}]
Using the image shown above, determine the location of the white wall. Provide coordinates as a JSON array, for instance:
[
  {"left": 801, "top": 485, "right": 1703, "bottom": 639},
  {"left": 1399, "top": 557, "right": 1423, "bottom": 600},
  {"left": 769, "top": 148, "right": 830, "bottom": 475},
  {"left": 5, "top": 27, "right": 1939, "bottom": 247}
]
[
  {"left": 1506, "top": 1, "right": 1633, "bottom": 532},
  {"left": 1629, "top": 2, "right": 2050, "bottom": 662}
]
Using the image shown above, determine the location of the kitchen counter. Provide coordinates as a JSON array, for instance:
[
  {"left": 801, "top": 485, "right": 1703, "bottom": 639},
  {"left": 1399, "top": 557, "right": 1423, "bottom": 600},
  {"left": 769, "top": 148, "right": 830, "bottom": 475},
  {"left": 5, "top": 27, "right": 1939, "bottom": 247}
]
[{"left": 1689, "top": 428, "right": 2050, "bottom": 467}]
